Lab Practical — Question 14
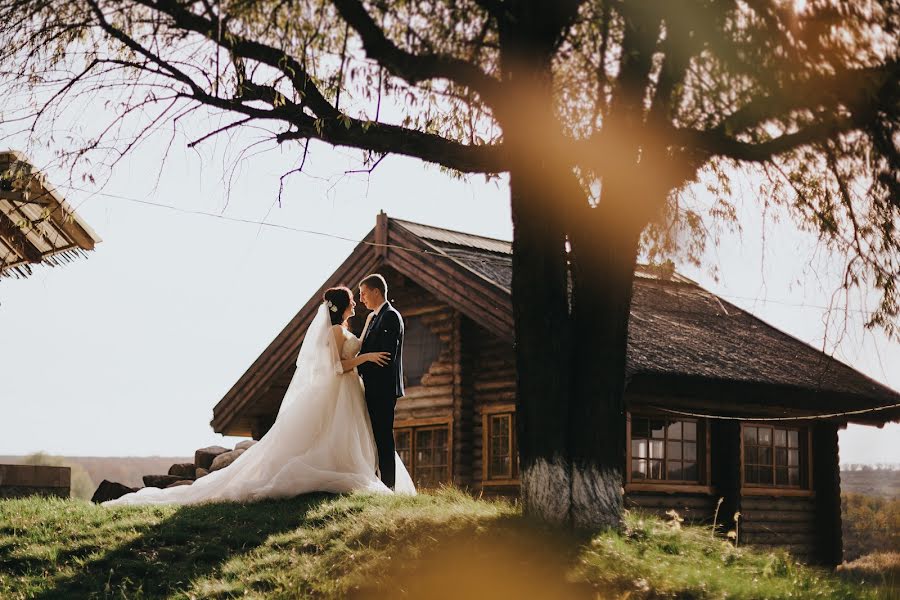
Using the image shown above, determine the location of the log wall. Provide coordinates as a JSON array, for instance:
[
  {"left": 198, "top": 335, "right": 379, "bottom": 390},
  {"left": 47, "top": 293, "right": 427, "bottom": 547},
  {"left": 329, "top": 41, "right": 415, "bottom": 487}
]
[
  {"left": 624, "top": 493, "right": 718, "bottom": 524},
  {"left": 465, "top": 317, "right": 518, "bottom": 494},
  {"left": 738, "top": 495, "right": 818, "bottom": 562}
]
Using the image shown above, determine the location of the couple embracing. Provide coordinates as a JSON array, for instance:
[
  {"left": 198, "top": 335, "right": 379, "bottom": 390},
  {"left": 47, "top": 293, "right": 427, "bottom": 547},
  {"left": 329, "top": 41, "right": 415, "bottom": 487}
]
[{"left": 105, "top": 274, "right": 415, "bottom": 506}]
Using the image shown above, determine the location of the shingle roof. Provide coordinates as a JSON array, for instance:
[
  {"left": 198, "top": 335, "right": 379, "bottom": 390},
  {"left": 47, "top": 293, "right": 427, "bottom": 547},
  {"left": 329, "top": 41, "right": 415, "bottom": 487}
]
[{"left": 396, "top": 218, "right": 900, "bottom": 408}]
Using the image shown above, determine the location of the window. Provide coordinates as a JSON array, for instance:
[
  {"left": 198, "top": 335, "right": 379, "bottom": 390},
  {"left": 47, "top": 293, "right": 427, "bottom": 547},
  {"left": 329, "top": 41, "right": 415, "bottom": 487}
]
[
  {"left": 484, "top": 410, "right": 518, "bottom": 481},
  {"left": 629, "top": 416, "right": 701, "bottom": 483},
  {"left": 393, "top": 422, "right": 451, "bottom": 488},
  {"left": 742, "top": 424, "right": 806, "bottom": 488},
  {"left": 402, "top": 317, "right": 443, "bottom": 387}
]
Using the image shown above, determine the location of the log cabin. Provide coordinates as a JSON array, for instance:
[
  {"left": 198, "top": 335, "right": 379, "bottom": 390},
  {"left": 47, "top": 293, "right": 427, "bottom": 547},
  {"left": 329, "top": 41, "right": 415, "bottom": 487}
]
[{"left": 211, "top": 212, "right": 900, "bottom": 566}]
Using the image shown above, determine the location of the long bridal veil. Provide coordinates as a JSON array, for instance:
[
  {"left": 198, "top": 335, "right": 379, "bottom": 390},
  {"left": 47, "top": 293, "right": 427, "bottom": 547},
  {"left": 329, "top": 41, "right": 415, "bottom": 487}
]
[{"left": 103, "top": 304, "right": 414, "bottom": 506}]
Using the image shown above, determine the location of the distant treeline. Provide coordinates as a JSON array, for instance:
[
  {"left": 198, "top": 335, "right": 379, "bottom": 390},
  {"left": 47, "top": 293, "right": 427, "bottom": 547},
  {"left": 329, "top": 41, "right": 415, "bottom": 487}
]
[{"left": 841, "top": 463, "right": 900, "bottom": 471}]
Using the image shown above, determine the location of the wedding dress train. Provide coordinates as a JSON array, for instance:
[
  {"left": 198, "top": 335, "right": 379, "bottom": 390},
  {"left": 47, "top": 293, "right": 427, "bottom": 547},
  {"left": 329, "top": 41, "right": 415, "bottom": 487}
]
[{"left": 104, "top": 305, "right": 416, "bottom": 506}]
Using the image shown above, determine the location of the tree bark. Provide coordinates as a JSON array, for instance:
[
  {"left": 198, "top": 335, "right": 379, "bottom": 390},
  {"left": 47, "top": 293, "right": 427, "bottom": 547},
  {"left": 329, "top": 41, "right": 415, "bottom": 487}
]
[
  {"left": 510, "top": 168, "right": 572, "bottom": 524},
  {"left": 567, "top": 199, "right": 642, "bottom": 529}
]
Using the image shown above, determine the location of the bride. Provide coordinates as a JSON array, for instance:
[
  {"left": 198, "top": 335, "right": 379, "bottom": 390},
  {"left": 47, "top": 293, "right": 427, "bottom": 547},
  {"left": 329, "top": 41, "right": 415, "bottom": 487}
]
[{"left": 104, "top": 287, "right": 416, "bottom": 506}]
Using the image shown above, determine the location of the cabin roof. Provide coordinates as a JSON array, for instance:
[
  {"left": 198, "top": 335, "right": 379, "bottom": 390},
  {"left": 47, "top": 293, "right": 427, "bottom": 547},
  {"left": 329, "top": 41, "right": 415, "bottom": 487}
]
[
  {"left": 0, "top": 151, "right": 102, "bottom": 279},
  {"left": 211, "top": 213, "right": 900, "bottom": 435}
]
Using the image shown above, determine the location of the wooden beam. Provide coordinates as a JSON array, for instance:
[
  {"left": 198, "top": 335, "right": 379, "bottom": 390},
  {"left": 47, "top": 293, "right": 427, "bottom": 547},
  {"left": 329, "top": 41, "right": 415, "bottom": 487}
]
[
  {"left": 0, "top": 209, "right": 42, "bottom": 264},
  {"left": 375, "top": 210, "right": 388, "bottom": 258}
]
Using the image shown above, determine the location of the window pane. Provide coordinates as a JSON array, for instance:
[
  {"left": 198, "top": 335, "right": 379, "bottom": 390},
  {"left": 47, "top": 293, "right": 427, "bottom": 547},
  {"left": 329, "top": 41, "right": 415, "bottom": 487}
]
[
  {"left": 758, "top": 427, "right": 772, "bottom": 445},
  {"left": 744, "top": 445, "right": 757, "bottom": 465},
  {"left": 774, "top": 429, "right": 787, "bottom": 447},
  {"left": 650, "top": 420, "right": 666, "bottom": 439},
  {"left": 788, "top": 449, "right": 799, "bottom": 467},
  {"left": 632, "top": 439, "right": 647, "bottom": 459},
  {"left": 649, "top": 440, "right": 664, "bottom": 460},
  {"left": 788, "top": 430, "right": 799, "bottom": 448},
  {"left": 776, "top": 467, "right": 788, "bottom": 485},
  {"left": 667, "top": 441, "right": 682, "bottom": 460},
  {"left": 759, "top": 447, "right": 772, "bottom": 466},
  {"left": 743, "top": 426, "right": 757, "bottom": 444},
  {"left": 667, "top": 461, "right": 684, "bottom": 480},
  {"left": 788, "top": 468, "right": 800, "bottom": 486},
  {"left": 775, "top": 448, "right": 788, "bottom": 467},
  {"left": 631, "top": 459, "right": 647, "bottom": 480},
  {"left": 683, "top": 421, "right": 697, "bottom": 441},
  {"left": 745, "top": 465, "right": 758, "bottom": 484},
  {"left": 683, "top": 463, "right": 699, "bottom": 482},
  {"left": 684, "top": 442, "right": 697, "bottom": 461},
  {"left": 668, "top": 421, "right": 682, "bottom": 440},
  {"left": 649, "top": 460, "right": 663, "bottom": 479},
  {"left": 758, "top": 467, "right": 773, "bottom": 485}
]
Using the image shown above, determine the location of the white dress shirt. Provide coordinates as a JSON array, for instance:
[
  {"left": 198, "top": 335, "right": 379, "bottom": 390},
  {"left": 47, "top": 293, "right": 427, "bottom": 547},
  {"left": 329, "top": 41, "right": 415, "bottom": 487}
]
[{"left": 362, "top": 300, "right": 388, "bottom": 342}]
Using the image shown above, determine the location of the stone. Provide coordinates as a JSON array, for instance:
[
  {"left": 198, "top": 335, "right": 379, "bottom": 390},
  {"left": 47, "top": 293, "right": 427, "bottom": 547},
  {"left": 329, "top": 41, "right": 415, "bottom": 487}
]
[
  {"left": 195, "top": 467, "right": 209, "bottom": 479},
  {"left": 234, "top": 440, "right": 257, "bottom": 451},
  {"left": 194, "top": 445, "right": 229, "bottom": 470},
  {"left": 168, "top": 463, "right": 196, "bottom": 479},
  {"left": 210, "top": 448, "right": 245, "bottom": 472},
  {"left": 91, "top": 480, "right": 138, "bottom": 503},
  {"left": 166, "top": 480, "right": 193, "bottom": 488},
  {"left": 142, "top": 474, "right": 185, "bottom": 488}
]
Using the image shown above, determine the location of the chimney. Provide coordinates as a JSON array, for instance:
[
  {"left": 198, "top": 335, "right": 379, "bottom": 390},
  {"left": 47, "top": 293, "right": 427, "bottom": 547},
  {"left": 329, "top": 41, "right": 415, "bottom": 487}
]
[{"left": 375, "top": 210, "right": 388, "bottom": 258}]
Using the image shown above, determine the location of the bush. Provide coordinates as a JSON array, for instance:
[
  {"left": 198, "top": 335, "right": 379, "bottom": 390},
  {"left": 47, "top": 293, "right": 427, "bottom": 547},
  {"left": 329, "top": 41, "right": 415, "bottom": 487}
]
[{"left": 842, "top": 493, "right": 900, "bottom": 561}]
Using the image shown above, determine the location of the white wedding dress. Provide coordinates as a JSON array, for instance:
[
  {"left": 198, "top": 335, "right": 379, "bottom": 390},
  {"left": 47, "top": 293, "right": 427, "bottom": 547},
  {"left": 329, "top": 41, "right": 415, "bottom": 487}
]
[{"left": 104, "top": 304, "right": 416, "bottom": 506}]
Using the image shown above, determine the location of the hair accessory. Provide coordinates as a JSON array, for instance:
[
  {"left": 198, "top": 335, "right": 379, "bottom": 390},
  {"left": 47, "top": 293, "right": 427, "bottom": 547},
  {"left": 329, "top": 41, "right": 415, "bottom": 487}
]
[{"left": 326, "top": 300, "right": 338, "bottom": 313}]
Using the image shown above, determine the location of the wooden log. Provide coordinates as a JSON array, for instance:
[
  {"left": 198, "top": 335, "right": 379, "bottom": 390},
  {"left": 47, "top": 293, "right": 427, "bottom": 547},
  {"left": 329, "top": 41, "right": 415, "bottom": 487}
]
[
  {"left": 740, "top": 497, "right": 815, "bottom": 511},
  {"left": 402, "top": 385, "right": 454, "bottom": 400},
  {"left": 741, "top": 532, "right": 817, "bottom": 545},
  {"left": 741, "top": 521, "right": 816, "bottom": 534},
  {"left": 741, "top": 511, "right": 816, "bottom": 524}
]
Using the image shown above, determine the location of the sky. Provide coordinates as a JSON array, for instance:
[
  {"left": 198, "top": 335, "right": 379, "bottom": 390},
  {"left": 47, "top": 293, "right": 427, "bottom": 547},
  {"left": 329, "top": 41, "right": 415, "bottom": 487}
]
[{"left": 0, "top": 107, "right": 898, "bottom": 465}]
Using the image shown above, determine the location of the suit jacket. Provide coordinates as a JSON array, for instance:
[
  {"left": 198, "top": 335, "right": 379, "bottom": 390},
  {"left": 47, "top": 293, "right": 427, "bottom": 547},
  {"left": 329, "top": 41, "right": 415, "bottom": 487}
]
[{"left": 358, "top": 301, "right": 404, "bottom": 399}]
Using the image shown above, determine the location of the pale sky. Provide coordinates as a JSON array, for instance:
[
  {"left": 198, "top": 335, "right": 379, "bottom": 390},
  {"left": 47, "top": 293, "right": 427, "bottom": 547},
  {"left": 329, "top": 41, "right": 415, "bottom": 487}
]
[{"left": 0, "top": 107, "right": 897, "bottom": 465}]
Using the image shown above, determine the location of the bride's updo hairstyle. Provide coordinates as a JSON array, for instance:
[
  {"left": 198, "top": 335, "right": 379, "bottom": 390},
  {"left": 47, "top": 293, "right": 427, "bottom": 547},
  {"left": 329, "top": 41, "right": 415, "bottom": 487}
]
[{"left": 323, "top": 286, "right": 353, "bottom": 326}]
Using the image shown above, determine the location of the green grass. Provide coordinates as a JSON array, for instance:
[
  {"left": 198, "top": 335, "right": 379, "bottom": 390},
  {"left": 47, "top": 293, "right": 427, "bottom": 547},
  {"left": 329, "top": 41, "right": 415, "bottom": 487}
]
[{"left": 0, "top": 488, "right": 893, "bottom": 599}]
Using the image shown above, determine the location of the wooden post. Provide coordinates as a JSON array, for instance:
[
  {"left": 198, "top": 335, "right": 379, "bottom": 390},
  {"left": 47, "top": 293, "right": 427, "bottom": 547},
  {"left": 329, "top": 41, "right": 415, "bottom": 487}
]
[
  {"left": 812, "top": 422, "right": 843, "bottom": 566},
  {"left": 375, "top": 210, "right": 388, "bottom": 258},
  {"left": 710, "top": 420, "right": 742, "bottom": 539}
]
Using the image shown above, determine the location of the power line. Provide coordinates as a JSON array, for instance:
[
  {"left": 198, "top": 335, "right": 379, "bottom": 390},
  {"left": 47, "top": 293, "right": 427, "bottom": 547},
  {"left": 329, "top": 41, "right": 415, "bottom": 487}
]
[
  {"left": 648, "top": 402, "right": 900, "bottom": 422},
  {"left": 53, "top": 183, "right": 885, "bottom": 315}
]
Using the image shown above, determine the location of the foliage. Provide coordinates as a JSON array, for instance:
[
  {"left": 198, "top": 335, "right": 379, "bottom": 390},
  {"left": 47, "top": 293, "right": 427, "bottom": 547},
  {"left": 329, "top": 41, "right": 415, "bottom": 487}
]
[
  {"left": 842, "top": 492, "right": 900, "bottom": 562},
  {"left": 21, "top": 452, "right": 94, "bottom": 501},
  {"left": 0, "top": 488, "right": 892, "bottom": 599},
  {"left": 0, "top": 0, "right": 896, "bottom": 333}
]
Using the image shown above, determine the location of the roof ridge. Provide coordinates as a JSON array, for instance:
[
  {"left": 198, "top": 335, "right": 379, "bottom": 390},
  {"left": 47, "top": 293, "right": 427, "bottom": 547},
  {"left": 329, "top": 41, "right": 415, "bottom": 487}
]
[{"left": 392, "top": 218, "right": 513, "bottom": 246}]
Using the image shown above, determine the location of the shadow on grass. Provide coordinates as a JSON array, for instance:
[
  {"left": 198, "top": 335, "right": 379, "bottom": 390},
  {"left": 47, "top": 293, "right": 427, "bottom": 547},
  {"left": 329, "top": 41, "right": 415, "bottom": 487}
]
[
  {"left": 339, "top": 511, "right": 601, "bottom": 600},
  {"left": 32, "top": 493, "right": 336, "bottom": 599}
]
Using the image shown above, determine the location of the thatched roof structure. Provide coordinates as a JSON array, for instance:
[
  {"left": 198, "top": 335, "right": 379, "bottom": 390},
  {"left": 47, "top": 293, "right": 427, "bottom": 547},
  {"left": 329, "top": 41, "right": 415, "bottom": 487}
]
[
  {"left": 0, "top": 151, "right": 102, "bottom": 279},
  {"left": 212, "top": 214, "right": 900, "bottom": 434}
]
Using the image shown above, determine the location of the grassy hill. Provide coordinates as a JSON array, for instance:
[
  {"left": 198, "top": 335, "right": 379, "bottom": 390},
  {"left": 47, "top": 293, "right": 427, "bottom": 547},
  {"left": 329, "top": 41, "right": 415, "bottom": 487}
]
[{"left": 0, "top": 489, "right": 894, "bottom": 599}]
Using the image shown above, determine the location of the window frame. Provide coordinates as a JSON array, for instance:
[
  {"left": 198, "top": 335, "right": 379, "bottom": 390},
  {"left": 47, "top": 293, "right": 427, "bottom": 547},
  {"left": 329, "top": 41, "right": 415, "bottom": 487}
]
[
  {"left": 481, "top": 404, "right": 519, "bottom": 485},
  {"left": 739, "top": 421, "right": 815, "bottom": 497},
  {"left": 394, "top": 417, "right": 453, "bottom": 488},
  {"left": 625, "top": 411, "right": 713, "bottom": 494}
]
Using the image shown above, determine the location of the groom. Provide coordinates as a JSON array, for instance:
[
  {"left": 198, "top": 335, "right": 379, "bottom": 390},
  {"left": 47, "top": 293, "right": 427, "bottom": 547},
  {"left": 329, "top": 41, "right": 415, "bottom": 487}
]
[{"left": 358, "top": 273, "right": 404, "bottom": 489}]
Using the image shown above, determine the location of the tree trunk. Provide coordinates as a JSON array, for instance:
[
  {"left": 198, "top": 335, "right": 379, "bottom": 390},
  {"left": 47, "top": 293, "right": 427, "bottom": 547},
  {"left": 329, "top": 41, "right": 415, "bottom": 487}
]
[
  {"left": 510, "top": 169, "right": 572, "bottom": 524},
  {"left": 567, "top": 202, "right": 642, "bottom": 529}
]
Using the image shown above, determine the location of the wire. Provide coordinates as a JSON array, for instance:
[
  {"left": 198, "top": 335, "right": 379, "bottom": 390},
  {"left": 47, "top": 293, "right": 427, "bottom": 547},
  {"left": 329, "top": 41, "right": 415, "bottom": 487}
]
[
  {"left": 647, "top": 402, "right": 900, "bottom": 422},
  {"left": 53, "top": 184, "right": 517, "bottom": 267}
]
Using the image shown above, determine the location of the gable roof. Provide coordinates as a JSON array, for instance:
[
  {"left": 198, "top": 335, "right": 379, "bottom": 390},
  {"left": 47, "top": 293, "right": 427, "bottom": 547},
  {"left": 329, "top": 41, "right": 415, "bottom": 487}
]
[
  {"left": 0, "top": 151, "right": 102, "bottom": 279},
  {"left": 211, "top": 214, "right": 900, "bottom": 434}
]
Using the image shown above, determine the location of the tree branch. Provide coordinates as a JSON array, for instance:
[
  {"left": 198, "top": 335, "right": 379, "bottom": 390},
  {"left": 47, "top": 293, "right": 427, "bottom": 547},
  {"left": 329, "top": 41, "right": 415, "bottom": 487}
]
[{"left": 330, "top": 0, "right": 503, "bottom": 107}]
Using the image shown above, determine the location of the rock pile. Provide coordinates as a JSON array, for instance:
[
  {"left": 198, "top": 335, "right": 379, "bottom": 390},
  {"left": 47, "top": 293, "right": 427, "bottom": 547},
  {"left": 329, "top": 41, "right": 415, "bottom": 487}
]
[{"left": 90, "top": 439, "right": 258, "bottom": 502}]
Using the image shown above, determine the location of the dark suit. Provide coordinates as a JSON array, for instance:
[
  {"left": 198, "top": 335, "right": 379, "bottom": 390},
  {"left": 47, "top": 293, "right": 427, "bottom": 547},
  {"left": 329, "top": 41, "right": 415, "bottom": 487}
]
[{"left": 358, "top": 301, "right": 404, "bottom": 488}]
